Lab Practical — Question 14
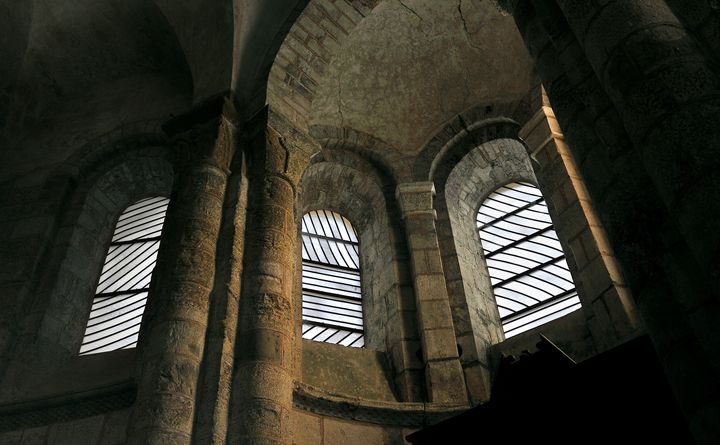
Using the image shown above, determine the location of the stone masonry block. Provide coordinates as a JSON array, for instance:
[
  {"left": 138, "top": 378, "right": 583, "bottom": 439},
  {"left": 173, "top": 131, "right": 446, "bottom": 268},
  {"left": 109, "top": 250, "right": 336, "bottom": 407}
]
[
  {"left": 399, "top": 310, "right": 419, "bottom": 340},
  {"left": 556, "top": 200, "right": 588, "bottom": 241},
  {"left": 20, "top": 425, "right": 48, "bottom": 444},
  {"left": 578, "top": 256, "right": 613, "bottom": 300},
  {"left": 392, "top": 338, "right": 423, "bottom": 370},
  {"left": 601, "top": 286, "right": 639, "bottom": 337},
  {"left": 418, "top": 300, "right": 454, "bottom": 332},
  {"left": 423, "top": 328, "right": 458, "bottom": 361},
  {"left": 569, "top": 230, "right": 591, "bottom": 271},
  {"left": 131, "top": 392, "right": 195, "bottom": 433},
  {"left": 142, "top": 320, "right": 206, "bottom": 363},
  {"left": 0, "top": 430, "right": 21, "bottom": 445},
  {"left": 238, "top": 328, "right": 291, "bottom": 367},
  {"left": 588, "top": 297, "right": 616, "bottom": 348},
  {"left": 324, "top": 418, "right": 385, "bottom": 445},
  {"left": 395, "top": 369, "right": 425, "bottom": 402},
  {"left": 99, "top": 408, "right": 132, "bottom": 445},
  {"left": 408, "top": 230, "right": 439, "bottom": 250},
  {"left": 290, "top": 409, "right": 322, "bottom": 445},
  {"left": 411, "top": 248, "right": 444, "bottom": 275},
  {"left": 414, "top": 274, "right": 448, "bottom": 302},
  {"left": 235, "top": 361, "right": 293, "bottom": 404},
  {"left": 46, "top": 415, "right": 104, "bottom": 445},
  {"left": 456, "top": 333, "right": 479, "bottom": 362},
  {"left": 463, "top": 361, "right": 491, "bottom": 405},
  {"left": 398, "top": 285, "right": 416, "bottom": 311},
  {"left": 396, "top": 182, "right": 435, "bottom": 216},
  {"left": 425, "top": 359, "right": 467, "bottom": 404}
]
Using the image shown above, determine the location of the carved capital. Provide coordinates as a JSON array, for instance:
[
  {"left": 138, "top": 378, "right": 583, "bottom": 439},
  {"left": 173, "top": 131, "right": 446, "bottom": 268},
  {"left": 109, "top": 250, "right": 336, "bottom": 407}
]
[
  {"left": 173, "top": 100, "right": 239, "bottom": 174},
  {"left": 396, "top": 182, "right": 437, "bottom": 218},
  {"left": 245, "top": 107, "right": 321, "bottom": 187}
]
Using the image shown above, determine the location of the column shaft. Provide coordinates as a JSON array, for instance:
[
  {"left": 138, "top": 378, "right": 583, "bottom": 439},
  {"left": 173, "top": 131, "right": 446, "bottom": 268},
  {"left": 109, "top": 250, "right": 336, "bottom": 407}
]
[
  {"left": 555, "top": 0, "right": 720, "bottom": 287},
  {"left": 510, "top": 2, "right": 720, "bottom": 442},
  {"left": 192, "top": 151, "right": 249, "bottom": 444},
  {"left": 128, "top": 117, "right": 235, "bottom": 444},
  {"left": 228, "top": 119, "right": 306, "bottom": 445},
  {"left": 396, "top": 182, "right": 468, "bottom": 405}
]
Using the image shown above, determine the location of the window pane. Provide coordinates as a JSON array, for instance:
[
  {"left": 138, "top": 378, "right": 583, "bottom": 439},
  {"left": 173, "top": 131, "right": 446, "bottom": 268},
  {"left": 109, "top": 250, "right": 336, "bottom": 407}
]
[
  {"left": 477, "top": 183, "right": 581, "bottom": 338},
  {"left": 301, "top": 210, "right": 364, "bottom": 348},
  {"left": 79, "top": 196, "right": 169, "bottom": 355}
]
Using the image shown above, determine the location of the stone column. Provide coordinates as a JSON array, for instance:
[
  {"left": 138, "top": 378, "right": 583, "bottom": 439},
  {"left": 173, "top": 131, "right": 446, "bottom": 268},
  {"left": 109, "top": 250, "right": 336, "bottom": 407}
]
[
  {"left": 127, "top": 115, "right": 236, "bottom": 444},
  {"left": 228, "top": 110, "right": 318, "bottom": 444},
  {"left": 192, "top": 150, "right": 249, "bottom": 444},
  {"left": 507, "top": 1, "right": 720, "bottom": 442},
  {"left": 547, "top": 1, "right": 720, "bottom": 442},
  {"left": 396, "top": 182, "right": 468, "bottom": 405},
  {"left": 554, "top": 0, "right": 720, "bottom": 289}
]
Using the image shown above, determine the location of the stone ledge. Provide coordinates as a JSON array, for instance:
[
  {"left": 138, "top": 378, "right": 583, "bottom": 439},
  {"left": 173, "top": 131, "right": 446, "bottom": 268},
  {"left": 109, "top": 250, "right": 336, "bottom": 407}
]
[{"left": 293, "top": 381, "right": 468, "bottom": 427}]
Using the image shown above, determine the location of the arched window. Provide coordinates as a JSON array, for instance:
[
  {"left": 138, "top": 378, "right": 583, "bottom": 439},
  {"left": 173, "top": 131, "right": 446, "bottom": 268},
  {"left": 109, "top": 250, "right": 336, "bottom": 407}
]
[
  {"left": 79, "top": 196, "right": 170, "bottom": 355},
  {"left": 301, "top": 210, "right": 364, "bottom": 347},
  {"left": 477, "top": 182, "right": 581, "bottom": 338}
]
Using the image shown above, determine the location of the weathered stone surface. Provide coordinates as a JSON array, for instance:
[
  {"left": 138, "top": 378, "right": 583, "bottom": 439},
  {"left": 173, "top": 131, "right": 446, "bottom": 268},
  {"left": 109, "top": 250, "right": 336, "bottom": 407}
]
[
  {"left": 308, "top": 1, "right": 535, "bottom": 154},
  {"left": 46, "top": 415, "right": 104, "bottom": 444},
  {"left": 323, "top": 418, "right": 385, "bottom": 445},
  {"left": 290, "top": 410, "right": 322, "bottom": 445},
  {"left": 127, "top": 117, "right": 236, "bottom": 444},
  {"left": 1, "top": 1, "right": 717, "bottom": 444},
  {"left": 302, "top": 340, "right": 397, "bottom": 402}
]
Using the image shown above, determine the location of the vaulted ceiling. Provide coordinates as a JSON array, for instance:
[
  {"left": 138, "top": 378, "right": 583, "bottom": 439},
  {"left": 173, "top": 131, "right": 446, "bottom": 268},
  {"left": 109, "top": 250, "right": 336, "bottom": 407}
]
[
  {"left": 267, "top": 0, "right": 536, "bottom": 154},
  {"left": 0, "top": 0, "right": 535, "bottom": 178}
]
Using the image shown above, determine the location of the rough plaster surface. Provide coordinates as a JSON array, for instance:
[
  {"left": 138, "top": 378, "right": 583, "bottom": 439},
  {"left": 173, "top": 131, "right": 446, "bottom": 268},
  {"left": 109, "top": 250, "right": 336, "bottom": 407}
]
[{"left": 309, "top": 0, "right": 535, "bottom": 154}]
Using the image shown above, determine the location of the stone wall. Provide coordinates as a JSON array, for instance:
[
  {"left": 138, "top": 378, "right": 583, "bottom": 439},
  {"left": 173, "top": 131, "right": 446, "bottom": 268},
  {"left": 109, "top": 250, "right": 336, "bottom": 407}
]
[
  {"left": 0, "top": 408, "right": 132, "bottom": 445},
  {"left": 302, "top": 340, "right": 396, "bottom": 401},
  {"left": 268, "top": 0, "right": 376, "bottom": 131},
  {"left": 0, "top": 148, "right": 174, "bottom": 401},
  {"left": 291, "top": 408, "right": 413, "bottom": 445},
  {"left": 443, "top": 138, "right": 535, "bottom": 403},
  {"left": 520, "top": 99, "right": 640, "bottom": 350},
  {"left": 299, "top": 158, "right": 422, "bottom": 402}
]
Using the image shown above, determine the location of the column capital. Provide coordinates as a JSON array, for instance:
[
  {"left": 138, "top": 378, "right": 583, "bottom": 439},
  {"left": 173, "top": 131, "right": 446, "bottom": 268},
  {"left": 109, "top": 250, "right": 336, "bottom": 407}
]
[
  {"left": 396, "top": 181, "right": 436, "bottom": 219},
  {"left": 245, "top": 106, "right": 321, "bottom": 187},
  {"left": 168, "top": 97, "right": 239, "bottom": 174}
]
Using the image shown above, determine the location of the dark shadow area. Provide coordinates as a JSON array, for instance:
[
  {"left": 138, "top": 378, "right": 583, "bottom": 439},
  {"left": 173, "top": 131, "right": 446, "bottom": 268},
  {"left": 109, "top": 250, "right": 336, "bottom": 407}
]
[{"left": 407, "top": 335, "right": 693, "bottom": 444}]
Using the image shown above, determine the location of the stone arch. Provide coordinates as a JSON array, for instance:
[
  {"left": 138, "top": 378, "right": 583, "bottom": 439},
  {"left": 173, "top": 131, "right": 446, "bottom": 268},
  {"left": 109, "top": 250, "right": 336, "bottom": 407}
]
[
  {"left": 298, "top": 155, "right": 422, "bottom": 401},
  {"left": 414, "top": 98, "right": 535, "bottom": 182},
  {"left": 438, "top": 137, "right": 536, "bottom": 403},
  {"left": 2, "top": 143, "right": 174, "bottom": 399},
  {"left": 309, "top": 124, "right": 412, "bottom": 183},
  {"left": 299, "top": 160, "right": 393, "bottom": 351}
]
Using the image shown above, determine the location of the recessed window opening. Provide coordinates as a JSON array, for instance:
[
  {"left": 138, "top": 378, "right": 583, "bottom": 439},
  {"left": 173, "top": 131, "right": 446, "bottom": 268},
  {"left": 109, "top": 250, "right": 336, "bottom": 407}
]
[
  {"left": 477, "top": 182, "right": 581, "bottom": 338},
  {"left": 301, "top": 210, "right": 364, "bottom": 348},
  {"left": 79, "top": 196, "right": 170, "bottom": 355}
]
